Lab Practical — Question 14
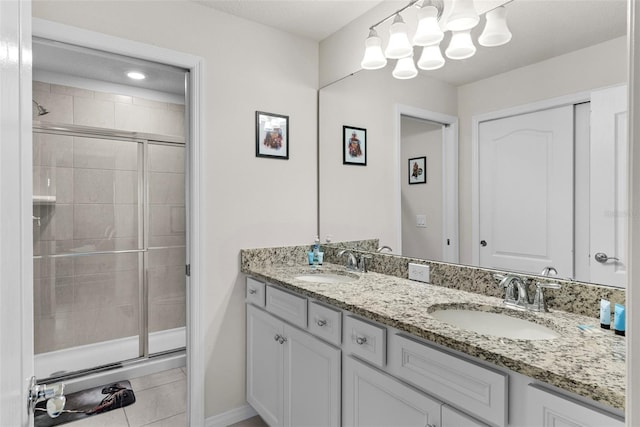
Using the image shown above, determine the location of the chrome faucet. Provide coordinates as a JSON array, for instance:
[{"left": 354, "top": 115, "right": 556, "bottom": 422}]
[
  {"left": 338, "top": 250, "right": 371, "bottom": 273},
  {"left": 338, "top": 250, "right": 358, "bottom": 271},
  {"left": 376, "top": 245, "right": 393, "bottom": 253},
  {"left": 495, "top": 274, "right": 529, "bottom": 309},
  {"left": 494, "top": 272, "right": 561, "bottom": 312}
]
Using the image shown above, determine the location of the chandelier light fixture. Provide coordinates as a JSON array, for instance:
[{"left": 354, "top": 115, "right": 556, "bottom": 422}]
[{"left": 360, "top": 0, "right": 512, "bottom": 79}]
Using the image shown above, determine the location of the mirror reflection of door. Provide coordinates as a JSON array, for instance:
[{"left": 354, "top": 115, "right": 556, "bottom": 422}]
[
  {"left": 478, "top": 85, "right": 628, "bottom": 287},
  {"left": 401, "top": 116, "right": 444, "bottom": 260},
  {"left": 478, "top": 106, "right": 574, "bottom": 277}
]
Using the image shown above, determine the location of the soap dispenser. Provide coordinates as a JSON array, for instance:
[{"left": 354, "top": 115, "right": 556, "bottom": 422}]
[{"left": 313, "top": 236, "right": 321, "bottom": 266}]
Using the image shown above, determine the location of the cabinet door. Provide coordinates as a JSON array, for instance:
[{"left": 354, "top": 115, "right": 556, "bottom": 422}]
[
  {"left": 343, "top": 356, "right": 441, "bottom": 427},
  {"left": 283, "top": 324, "right": 341, "bottom": 427},
  {"left": 528, "top": 384, "right": 624, "bottom": 427},
  {"left": 442, "top": 405, "right": 488, "bottom": 427},
  {"left": 247, "top": 305, "right": 284, "bottom": 427}
]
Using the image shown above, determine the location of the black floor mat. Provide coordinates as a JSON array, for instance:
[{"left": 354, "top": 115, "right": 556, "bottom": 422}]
[{"left": 34, "top": 380, "right": 135, "bottom": 427}]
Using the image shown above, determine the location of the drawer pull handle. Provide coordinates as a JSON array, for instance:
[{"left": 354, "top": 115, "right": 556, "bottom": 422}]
[
  {"left": 316, "top": 319, "right": 327, "bottom": 327},
  {"left": 248, "top": 288, "right": 257, "bottom": 295},
  {"left": 355, "top": 336, "right": 367, "bottom": 345}
]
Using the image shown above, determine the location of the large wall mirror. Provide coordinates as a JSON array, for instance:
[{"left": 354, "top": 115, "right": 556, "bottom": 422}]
[{"left": 319, "top": 0, "right": 628, "bottom": 288}]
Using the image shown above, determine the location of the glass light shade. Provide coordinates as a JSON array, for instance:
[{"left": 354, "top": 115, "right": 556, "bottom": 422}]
[
  {"left": 445, "top": 30, "right": 476, "bottom": 60},
  {"left": 417, "top": 45, "right": 445, "bottom": 70},
  {"left": 392, "top": 55, "right": 418, "bottom": 80},
  {"left": 446, "top": 0, "right": 479, "bottom": 31},
  {"left": 413, "top": 6, "right": 444, "bottom": 47},
  {"left": 385, "top": 14, "right": 413, "bottom": 59},
  {"left": 361, "top": 29, "right": 387, "bottom": 69},
  {"left": 478, "top": 6, "right": 512, "bottom": 47}
]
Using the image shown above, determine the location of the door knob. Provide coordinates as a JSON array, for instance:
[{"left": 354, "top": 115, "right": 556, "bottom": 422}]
[
  {"left": 595, "top": 252, "right": 620, "bottom": 263},
  {"left": 480, "top": 240, "right": 487, "bottom": 247}
]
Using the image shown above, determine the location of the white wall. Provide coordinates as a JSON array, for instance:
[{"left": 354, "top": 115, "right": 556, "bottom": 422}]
[
  {"left": 32, "top": 0, "right": 318, "bottom": 418},
  {"left": 457, "top": 36, "right": 627, "bottom": 264},
  {"left": 319, "top": 69, "right": 456, "bottom": 249},
  {"left": 401, "top": 117, "right": 443, "bottom": 259}
]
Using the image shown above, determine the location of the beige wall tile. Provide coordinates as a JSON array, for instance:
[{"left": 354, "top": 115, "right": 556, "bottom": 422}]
[
  {"left": 94, "top": 91, "right": 133, "bottom": 104},
  {"left": 74, "top": 137, "right": 116, "bottom": 169},
  {"left": 74, "top": 168, "right": 114, "bottom": 203},
  {"left": 73, "top": 204, "right": 115, "bottom": 239},
  {"left": 149, "top": 172, "right": 184, "bottom": 205},
  {"left": 51, "top": 83, "right": 94, "bottom": 99},
  {"left": 32, "top": 91, "right": 73, "bottom": 124},
  {"left": 55, "top": 167, "right": 74, "bottom": 204},
  {"left": 33, "top": 81, "right": 51, "bottom": 93},
  {"left": 34, "top": 311, "right": 76, "bottom": 353},
  {"left": 114, "top": 140, "right": 140, "bottom": 171},
  {"left": 168, "top": 103, "right": 185, "bottom": 112},
  {"left": 149, "top": 143, "right": 184, "bottom": 173},
  {"left": 73, "top": 304, "right": 138, "bottom": 346},
  {"left": 114, "top": 204, "right": 138, "bottom": 238},
  {"left": 115, "top": 170, "right": 138, "bottom": 204},
  {"left": 33, "top": 133, "right": 73, "bottom": 168},
  {"left": 73, "top": 97, "right": 115, "bottom": 128},
  {"left": 133, "top": 97, "right": 168, "bottom": 109}
]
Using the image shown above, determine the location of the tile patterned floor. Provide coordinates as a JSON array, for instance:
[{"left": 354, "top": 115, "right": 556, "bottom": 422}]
[
  {"left": 66, "top": 368, "right": 187, "bottom": 427},
  {"left": 227, "top": 416, "right": 268, "bottom": 427}
]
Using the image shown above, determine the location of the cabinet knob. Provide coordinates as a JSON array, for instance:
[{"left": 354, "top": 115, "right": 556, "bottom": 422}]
[
  {"left": 248, "top": 288, "right": 257, "bottom": 295},
  {"left": 274, "top": 334, "right": 281, "bottom": 342},
  {"left": 355, "top": 336, "right": 367, "bottom": 345},
  {"left": 279, "top": 336, "right": 287, "bottom": 344},
  {"left": 316, "top": 319, "right": 327, "bottom": 327}
]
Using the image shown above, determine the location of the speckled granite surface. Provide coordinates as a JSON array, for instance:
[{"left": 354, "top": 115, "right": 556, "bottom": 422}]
[
  {"left": 240, "top": 260, "right": 626, "bottom": 411},
  {"left": 320, "top": 246, "right": 626, "bottom": 318}
]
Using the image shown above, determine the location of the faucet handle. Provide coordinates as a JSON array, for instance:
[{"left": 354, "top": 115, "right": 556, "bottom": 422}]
[
  {"left": 493, "top": 273, "right": 507, "bottom": 284},
  {"left": 531, "top": 281, "right": 561, "bottom": 312},
  {"left": 358, "top": 254, "right": 372, "bottom": 273}
]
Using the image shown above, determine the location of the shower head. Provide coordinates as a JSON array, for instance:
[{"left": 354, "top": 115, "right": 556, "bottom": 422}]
[{"left": 32, "top": 100, "right": 49, "bottom": 116}]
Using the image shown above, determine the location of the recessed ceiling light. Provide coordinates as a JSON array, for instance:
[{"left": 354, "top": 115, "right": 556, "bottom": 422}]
[{"left": 127, "top": 71, "right": 146, "bottom": 80}]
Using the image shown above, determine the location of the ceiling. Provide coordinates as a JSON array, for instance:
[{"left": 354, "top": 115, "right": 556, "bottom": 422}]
[
  {"left": 193, "top": 0, "right": 386, "bottom": 41},
  {"left": 32, "top": 0, "right": 628, "bottom": 93}
]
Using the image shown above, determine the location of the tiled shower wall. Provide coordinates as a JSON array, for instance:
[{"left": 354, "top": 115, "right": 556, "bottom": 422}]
[{"left": 33, "top": 81, "right": 185, "bottom": 354}]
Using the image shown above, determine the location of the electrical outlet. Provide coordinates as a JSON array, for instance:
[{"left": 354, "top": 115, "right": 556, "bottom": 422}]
[{"left": 408, "top": 263, "right": 430, "bottom": 283}]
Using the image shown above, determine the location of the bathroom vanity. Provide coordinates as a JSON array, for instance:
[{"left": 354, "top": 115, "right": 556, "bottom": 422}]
[{"left": 242, "top": 249, "right": 625, "bottom": 427}]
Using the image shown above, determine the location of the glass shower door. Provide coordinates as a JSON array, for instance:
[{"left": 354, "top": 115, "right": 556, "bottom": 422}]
[
  {"left": 147, "top": 142, "right": 186, "bottom": 354},
  {"left": 33, "top": 131, "right": 143, "bottom": 379}
]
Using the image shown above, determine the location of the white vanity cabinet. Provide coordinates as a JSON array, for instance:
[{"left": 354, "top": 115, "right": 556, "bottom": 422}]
[
  {"left": 527, "top": 384, "right": 624, "bottom": 427},
  {"left": 343, "top": 356, "right": 442, "bottom": 427},
  {"left": 246, "top": 291, "right": 341, "bottom": 427}
]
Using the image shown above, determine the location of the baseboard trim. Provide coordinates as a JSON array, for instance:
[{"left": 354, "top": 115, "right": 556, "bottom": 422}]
[{"left": 205, "top": 404, "right": 258, "bottom": 427}]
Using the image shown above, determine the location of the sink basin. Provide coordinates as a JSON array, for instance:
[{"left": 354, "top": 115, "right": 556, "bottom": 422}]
[
  {"left": 295, "top": 273, "right": 356, "bottom": 284},
  {"left": 430, "top": 309, "right": 560, "bottom": 340}
]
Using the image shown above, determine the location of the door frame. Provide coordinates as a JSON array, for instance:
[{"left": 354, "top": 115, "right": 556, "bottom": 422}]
[
  {"left": 29, "top": 18, "right": 206, "bottom": 424},
  {"left": 471, "top": 91, "right": 591, "bottom": 268},
  {"left": 0, "top": 1, "right": 34, "bottom": 425},
  {"left": 394, "top": 104, "right": 459, "bottom": 263}
]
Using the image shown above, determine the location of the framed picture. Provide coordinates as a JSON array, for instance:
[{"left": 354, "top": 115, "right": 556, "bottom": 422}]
[
  {"left": 256, "top": 111, "right": 289, "bottom": 159},
  {"left": 343, "top": 125, "right": 367, "bottom": 166},
  {"left": 408, "top": 156, "right": 426, "bottom": 184}
]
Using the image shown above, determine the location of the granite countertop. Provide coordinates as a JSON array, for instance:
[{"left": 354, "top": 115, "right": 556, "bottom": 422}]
[{"left": 243, "top": 262, "right": 626, "bottom": 411}]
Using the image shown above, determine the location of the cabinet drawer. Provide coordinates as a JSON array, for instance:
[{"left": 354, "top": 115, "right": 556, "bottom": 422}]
[
  {"left": 266, "top": 285, "right": 308, "bottom": 329},
  {"left": 442, "top": 405, "right": 488, "bottom": 427},
  {"left": 388, "top": 334, "right": 507, "bottom": 427},
  {"left": 308, "top": 301, "right": 342, "bottom": 346},
  {"left": 246, "top": 277, "right": 266, "bottom": 307},
  {"left": 344, "top": 316, "right": 386, "bottom": 368}
]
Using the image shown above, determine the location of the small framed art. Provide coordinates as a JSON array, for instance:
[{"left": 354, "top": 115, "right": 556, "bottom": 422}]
[
  {"left": 343, "top": 125, "right": 367, "bottom": 166},
  {"left": 408, "top": 156, "right": 426, "bottom": 184},
  {"left": 256, "top": 111, "right": 289, "bottom": 159}
]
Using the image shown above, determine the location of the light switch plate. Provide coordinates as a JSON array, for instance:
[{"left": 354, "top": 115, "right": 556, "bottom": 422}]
[
  {"left": 416, "top": 214, "right": 427, "bottom": 228},
  {"left": 408, "top": 263, "right": 430, "bottom": 283}
]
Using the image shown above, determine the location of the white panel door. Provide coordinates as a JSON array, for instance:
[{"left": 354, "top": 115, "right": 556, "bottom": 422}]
[
  {"left": 590, "top": 85, "right": 628, "bottom": 287},
  {"left": 284, "top": 324, "right": 341, "bottom": 427},
  {"left": 343, "top": 356, "right": 442, "bottom": 427},
  {"left": 479, "top": 106, "right": 574, "bottom": 276},
  {"left": 246, "top": 305, "right": 284, "bottom": 427}
]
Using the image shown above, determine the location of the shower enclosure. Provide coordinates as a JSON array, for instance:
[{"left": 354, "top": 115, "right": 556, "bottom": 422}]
[{"left": 32, "top": 123, "right": 186, "bottom": 381}]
